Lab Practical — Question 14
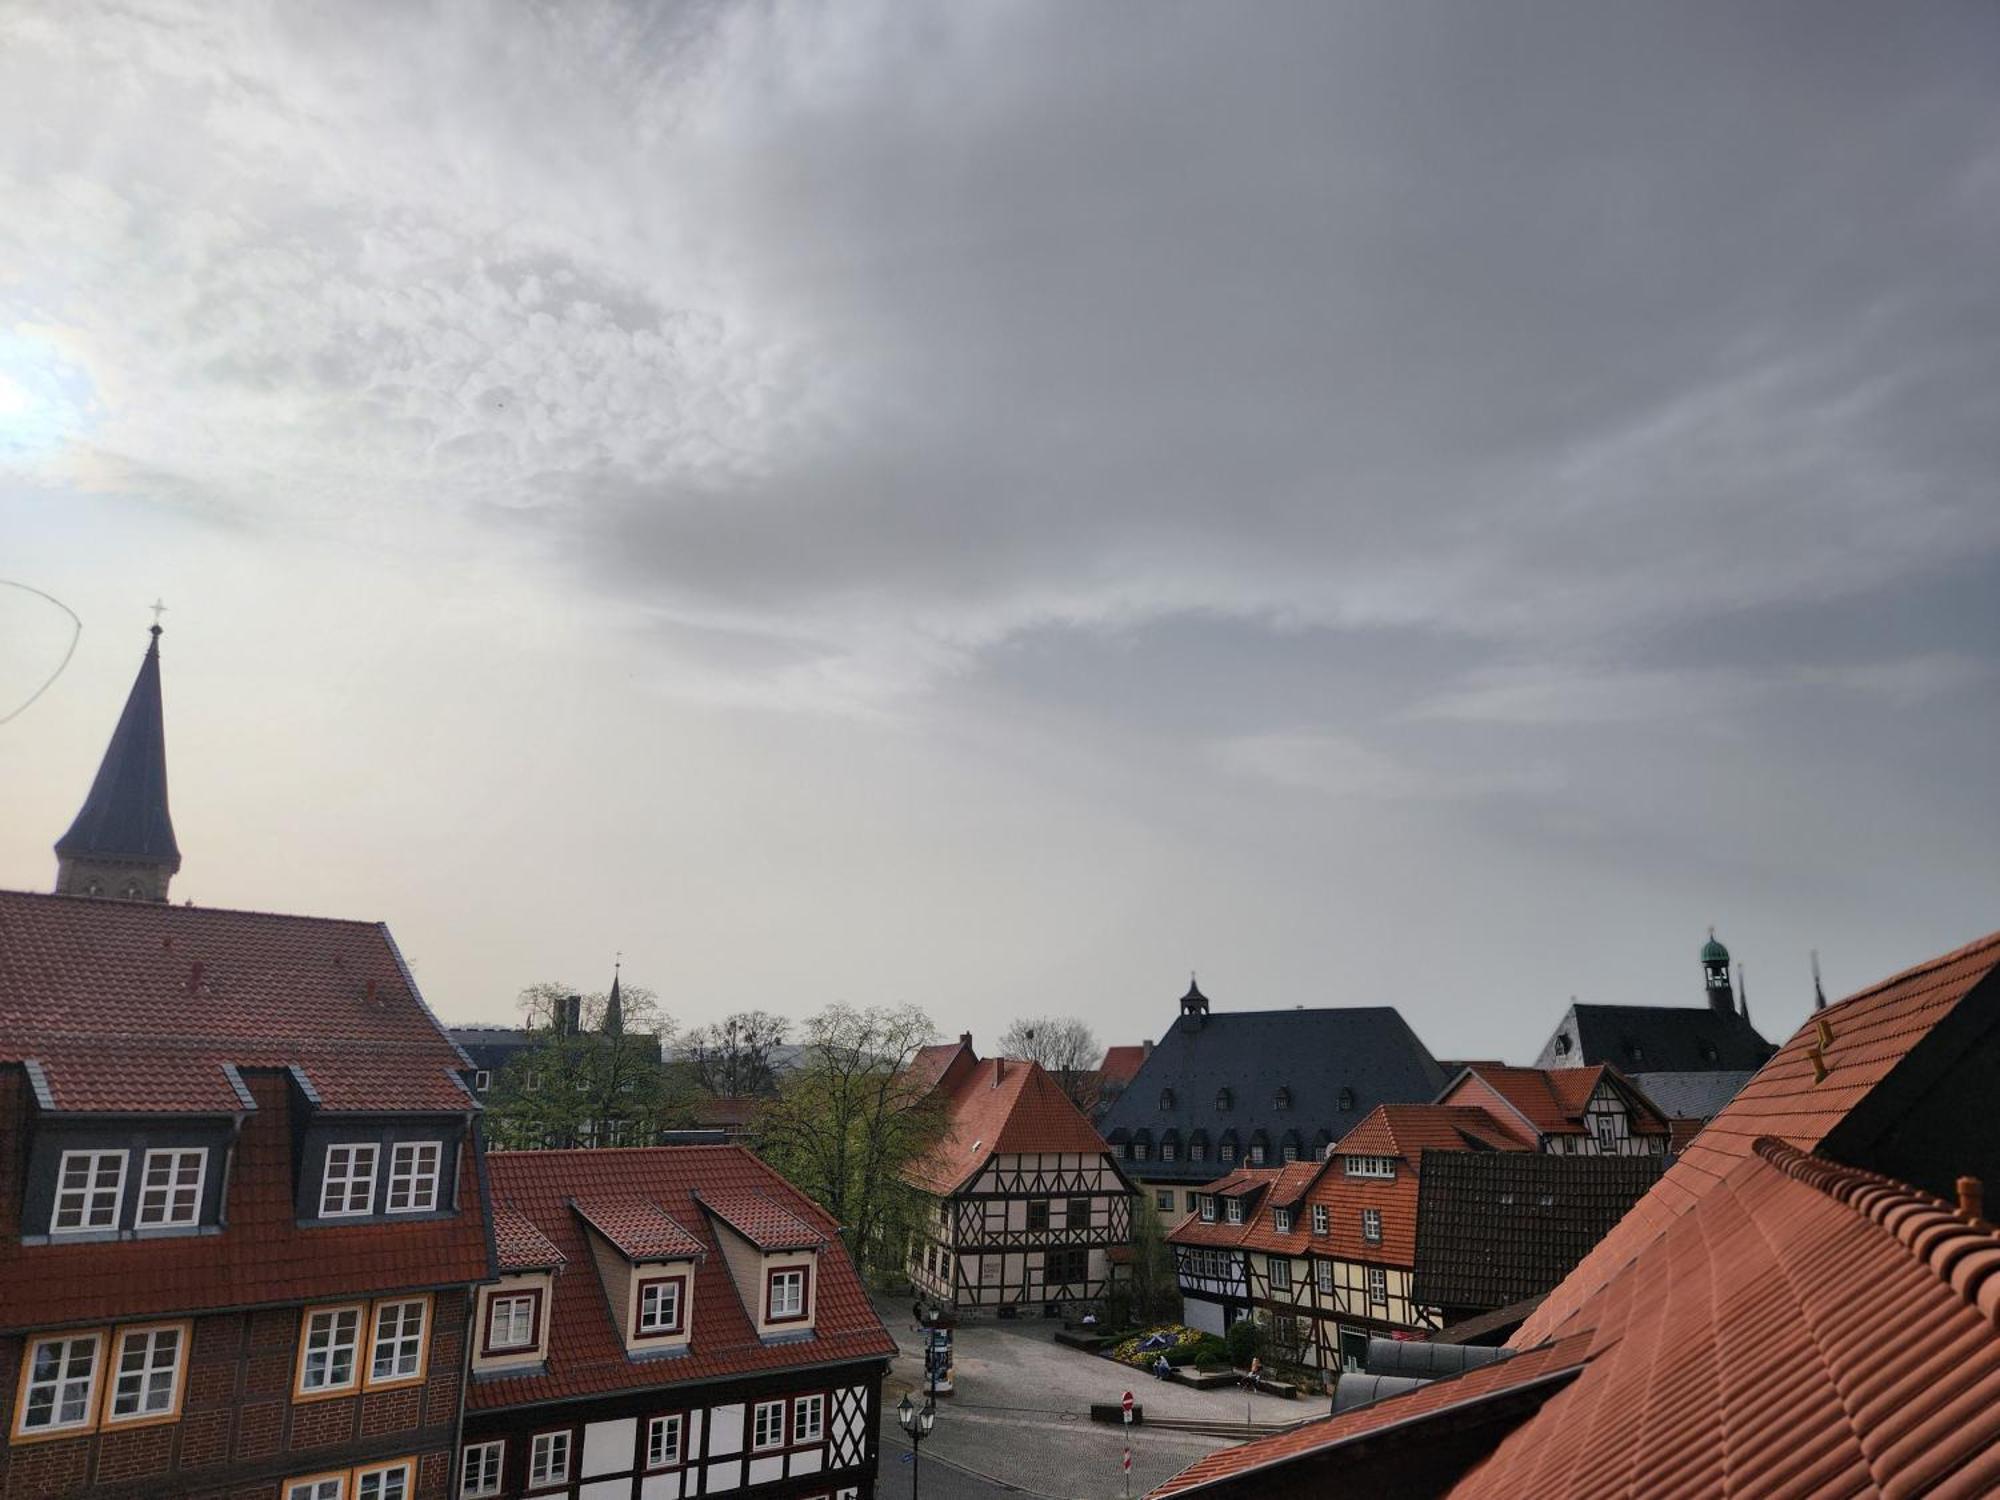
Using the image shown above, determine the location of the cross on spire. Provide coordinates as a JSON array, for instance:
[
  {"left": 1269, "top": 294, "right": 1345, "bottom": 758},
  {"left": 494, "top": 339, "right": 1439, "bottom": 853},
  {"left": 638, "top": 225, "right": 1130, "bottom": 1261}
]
[{"left": 148, "top": 598, "right": 168, "bottom": 634}]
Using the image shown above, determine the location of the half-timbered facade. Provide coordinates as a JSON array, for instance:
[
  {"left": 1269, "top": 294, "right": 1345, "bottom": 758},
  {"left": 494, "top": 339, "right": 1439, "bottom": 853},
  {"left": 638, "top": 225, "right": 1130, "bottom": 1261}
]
[
  {"left": 902, "top": 1039, "right": 1134, "bottom": 1313},
  {"left": 462, "top": 1147, "right": 894, "bottom": 1500},
  {"left": 1168, "top": 1105, "right": 1544, "bottom": 1380},
  {"left": 1435, "top": 1065, "right": 1670, "bottom": 1156},
  {"left": 0, "top": 892, "right": 492, "bottom": 1500}
]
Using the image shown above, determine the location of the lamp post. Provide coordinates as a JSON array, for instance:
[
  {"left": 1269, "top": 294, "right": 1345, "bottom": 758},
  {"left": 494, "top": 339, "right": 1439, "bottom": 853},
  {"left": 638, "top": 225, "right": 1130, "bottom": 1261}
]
[{"left": 897, "top": 1391, "right": 937, "bottom": 1499}]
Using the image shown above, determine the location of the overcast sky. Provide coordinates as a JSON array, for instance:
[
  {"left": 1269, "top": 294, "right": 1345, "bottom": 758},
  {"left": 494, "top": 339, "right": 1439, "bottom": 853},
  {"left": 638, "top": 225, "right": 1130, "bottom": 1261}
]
[{"left": 3, "top": 2, "right": 1996, "bottom": 1061}]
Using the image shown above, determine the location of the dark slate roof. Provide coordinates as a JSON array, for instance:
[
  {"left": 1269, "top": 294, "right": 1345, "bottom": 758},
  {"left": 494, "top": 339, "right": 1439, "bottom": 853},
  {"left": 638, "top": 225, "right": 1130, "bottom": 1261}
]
[
  {"left": 1410, "top": 1150, "right": 1664, "bottom": 1314},
  {"left": 54, "top": 628, "right": 180, "bottom": 870},
  {"left": 1625, "top": 1069, "right": 1758, "bottom": 1120},
  {"left": 1098, "top": 1004, "right": 1447, "bottom": 1184},
  {"left": 1534, "top": 1002, "right": 1775, "bottom": 1072}
]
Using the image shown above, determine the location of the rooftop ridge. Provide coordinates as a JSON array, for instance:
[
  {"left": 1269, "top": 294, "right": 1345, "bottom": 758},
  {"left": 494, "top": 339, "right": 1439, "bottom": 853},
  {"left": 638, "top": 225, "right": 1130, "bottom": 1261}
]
[
  {"left": 1, "top": 886, "right": 388, "bottom": 929},
  {"left": 1818, "top": 926, "right": 2000, "bottom": 1014},
  {"left": 1755, "top": 1138, "right": 2000, "bottom": 1315}
]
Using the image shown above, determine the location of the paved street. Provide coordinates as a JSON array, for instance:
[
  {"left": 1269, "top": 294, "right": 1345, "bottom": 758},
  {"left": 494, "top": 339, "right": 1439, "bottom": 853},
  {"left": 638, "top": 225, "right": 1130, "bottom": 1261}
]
[{"left": 871, "top": 1297, "right": 1306, "bottom": 1499}]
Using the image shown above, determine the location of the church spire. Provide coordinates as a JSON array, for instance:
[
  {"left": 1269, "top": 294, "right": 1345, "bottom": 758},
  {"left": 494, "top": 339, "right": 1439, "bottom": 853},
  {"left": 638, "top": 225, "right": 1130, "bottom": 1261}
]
[
  {"left": 55, "top": 621, "right": 181, "bottom": 902},
  {"left": 603, "top": 960, "right": 624, "bottom": 1036}
]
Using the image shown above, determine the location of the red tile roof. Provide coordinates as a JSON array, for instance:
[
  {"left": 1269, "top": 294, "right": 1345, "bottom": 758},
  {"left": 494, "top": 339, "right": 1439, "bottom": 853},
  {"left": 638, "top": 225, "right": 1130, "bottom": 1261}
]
[
  {"left": 574, "top": 1196, "right": 709, "bottom": 1261},
  {"left": 1439, "top": 1065, "right": 1665, "bottom": 1141},
  {"left": 904, "top": 1038, "right": 974, "bottom": 1099},
  {"left": 1097, "top": 1044, "right": 1150, "bottom": 1088},
  {"left": 1332, "top": 1103, "right": 1537, "bottom": 1158},
  {"left": 1148, "top": 1335, "right": 1593, "bottom": 1495},
  {"left": 695, "top": 1189, "right": 828, "bottom": 1252},
  {"left": 0, "top": 890, "right": 475, "bottom": 1114},
  {"left": 472, "top": 1147, "right": 895, "bottom": 1408},
  {"left": 1514, "top": 927, "right": 2000, "bottom": 1347},
  {"left": 904, "top": 1055, "right": 1117, "bottom": 1195},
  {"left": 693, "top": 1093, "right": 765, "bottom": 1130},
  {"left": 493, "top": 1205, "right": 567, "bottom": 1272},
  {"left": 0, "top": 1069, "right": 492, "bottom": 1331}
]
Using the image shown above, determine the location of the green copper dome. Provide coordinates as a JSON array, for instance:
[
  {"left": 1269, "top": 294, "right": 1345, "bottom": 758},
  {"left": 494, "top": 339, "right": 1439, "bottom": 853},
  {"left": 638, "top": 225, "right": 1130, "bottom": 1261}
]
[{"left": 1701, "top": 929, "right": 1730, "bottom": 965}]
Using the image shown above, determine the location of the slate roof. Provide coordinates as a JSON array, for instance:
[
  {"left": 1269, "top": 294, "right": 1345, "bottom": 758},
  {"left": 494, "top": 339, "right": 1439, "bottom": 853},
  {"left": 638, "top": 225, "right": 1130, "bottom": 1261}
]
[
  {"left": 1624, "top": 1068, "right": 1757, "bottom": 1120},
  {"left": 1537, "top": 1001, "right": 1775, "bottom": 1072},
  {"left": 904, "top": 1053, "right": 1118, "bottom": 1196},
  {"left": 53, "top": 627, "right": 180, "bottom": 871},
  {"left": 471, "top": 1147, "right": 895, "bottom": 1408},
  {"left": 695, "top": 1189, "right": 828, "bottom": 1252},
  {"left": 1516, "top": 925, "right": 2000, "bottom": 1347},
  {"left": 1099, "top": 1004, "right": 1448, "bottom": 1184},
  {"left": 1410, "top": 1151, "right": 1665, "bottom": 1313}
]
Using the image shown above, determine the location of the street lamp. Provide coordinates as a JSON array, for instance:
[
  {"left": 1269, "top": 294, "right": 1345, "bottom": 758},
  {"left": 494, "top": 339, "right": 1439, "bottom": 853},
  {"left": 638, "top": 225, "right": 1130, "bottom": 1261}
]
[{"left": 897, "top": 1391, "right": 937, "bottom": 1498}]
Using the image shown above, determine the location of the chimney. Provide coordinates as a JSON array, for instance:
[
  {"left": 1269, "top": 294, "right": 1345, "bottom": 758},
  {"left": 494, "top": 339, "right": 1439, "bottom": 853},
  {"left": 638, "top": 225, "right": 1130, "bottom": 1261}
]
[
  {"left": 992, "top": 1058, "right": 1005, "bottom": 1087},
  {"left": 1142, "top": 1039, "right": 1154, "bottom": 1056},
  {"left": 1959, "top": 1176, "right": 1985, "bottom": 1223}
]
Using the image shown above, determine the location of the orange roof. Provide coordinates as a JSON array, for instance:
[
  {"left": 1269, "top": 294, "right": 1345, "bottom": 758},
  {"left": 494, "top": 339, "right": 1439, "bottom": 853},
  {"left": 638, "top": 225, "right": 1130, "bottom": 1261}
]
[
  {"left": 1333, "top": 1103, "right": 1537, "bottom": 1158},
  {"left": 904, "top": 1055, "right": 1116, "bottom": 1195},
  {"left": 1152, "top": 1138, "right": 2000, "bottom": 1497},
  {"left": 1441, "top": 1064, "right": 1665, "bottom": 1139},
  {"left": 905, "top": 1037, "right": 974, "bottom": 1098},
  {"left": 1514, "top": 927, "right": 2000, "bottom": 1347},
  {"left": 1098, "top": 1044, "right": 1150, "bottom": 1088}
]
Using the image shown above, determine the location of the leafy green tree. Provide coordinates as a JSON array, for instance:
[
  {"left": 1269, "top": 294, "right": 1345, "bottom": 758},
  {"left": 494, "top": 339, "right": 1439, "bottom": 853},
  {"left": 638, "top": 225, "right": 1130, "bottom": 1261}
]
[
  {"left": 485, "top": 980, "right": 682, "bottom": 1150},
  {"left": 753, "top": 1003, "right": 945, "bottom": 1279},
  {"left": 1127, "top": 1189, "right": 1181, "bottom": 1323}
]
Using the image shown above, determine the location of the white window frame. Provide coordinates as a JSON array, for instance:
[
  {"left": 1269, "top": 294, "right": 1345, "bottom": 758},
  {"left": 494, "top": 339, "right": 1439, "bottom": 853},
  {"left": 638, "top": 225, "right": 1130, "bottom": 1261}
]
[
  {"left": 1344, "top": 1155, "right": 1396, "bottom": 1180},
  {"left": 52, "top": 1149, "right": 126, "bottom": 1234},
  {"left": 106, "top": 1323, "right": 185, "bottom": 1423},
  {"left": 473, "top": 1070, "right": 492, "bottom": 1092},
  {"left": 793, "top": 1391, "right": 825, "bottom": 1444},
  {"left": 385, "top": 1141, "right": 443, "bottom": 1214},
  {"left": 1368, "top": 1266, "right": 1389, "bottom": 1305},
  {"left": 1362, "top": 1207, "right": 1383, "bottom": 1244},
  {"left": 460, "top": 1440, "right": 505, "bottom": 1497},
  {"left": 1273, "top": 1207, "right": 1293, "bottom": 1233},
  {"left": 1312, "top": 1204, "right": 1329, "bottom": 1235},
  {"left": 368, "top": 1298, "right": 428, "bottom": 1386},
  {"left": 529, "top": 1430, "right": 570, "bottom": 1489},
  {"left": 297, "top": 1305, "right": 364, "bottom": 1395},
  {"left": 1595, "top": 1116, "right": 1616, "bottom": 1151},
  {"left": 14, "top": 1331, "right": 103, "bottom": 1436},
  {"left": 752, "top": 1397, "right": 787, "bottom": 1451},
  {"left": 638, "top": 1278, "right": 683, "bottom": 1335},
  {"left": 646, "top": 1413, "right": 683, "bottom": 1469},
  {"left": 1248, "top": 1142, "right": 1267, "bottom": 1165},
  {"left": 1268, "top": 1256, "right": 1291, "bottom": 1292},
  {"left": 355, "top": 1461, "right": 413, "bottom": 1500},
  {"left": 1225, "top": 1198, "right": 1243, "bottom": 1225},
  {"left": 135, "top": 1148, "right": 207, "bottom": 1229},
  {"left": 487, "top": 1292, "right": 538, "bottom": 1351},
  {"left": 768, "top": 1268, "right": 807, "bottom": 1321},
  {"left": 1198, "top": 1196, "right": 1215, "bottom": 1222},
  {"left": 1315, "top": 1259, "right": 1334, "bottom": 1295},
  {"left": 319, "top": 1144, "right": 379, "bottom": 1218},
  {"left": 286, "top": 1479, "right": 346, "bottom": 1500}
]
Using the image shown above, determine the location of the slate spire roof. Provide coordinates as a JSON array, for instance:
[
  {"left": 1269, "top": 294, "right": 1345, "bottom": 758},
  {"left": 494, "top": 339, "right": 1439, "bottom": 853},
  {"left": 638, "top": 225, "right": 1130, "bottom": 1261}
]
[
  {"left": 55, "top": 624, "right": 181, "bottom": 874},
  {"left": 604, "top": 961, "right": 623, "bottom": 1035}
]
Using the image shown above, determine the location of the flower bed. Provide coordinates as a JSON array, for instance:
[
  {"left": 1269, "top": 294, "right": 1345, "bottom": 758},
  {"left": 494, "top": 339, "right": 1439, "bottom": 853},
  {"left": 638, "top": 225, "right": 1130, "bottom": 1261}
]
[{"left": 1107, "top": 1324, "right": 1226, "bottom": 1369}]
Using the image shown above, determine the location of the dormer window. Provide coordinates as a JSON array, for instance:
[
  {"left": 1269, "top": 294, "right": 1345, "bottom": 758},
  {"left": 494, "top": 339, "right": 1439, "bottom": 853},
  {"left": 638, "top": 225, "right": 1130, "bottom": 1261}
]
[
  {"left": 1274, "top": 1087, "right": 1291, "bottom": 1110},
  {"left": 136, "top": 1149, "right": 205, "bottom": 1228},
  {"left": 1344, "top": 1155, "right": 1396, "bottom": 1180},
  {"left": 1699, "top": 1041, "right": 1718, "bottom": 1062},
  {"left": 486, "top": 1291, "right": 541, "bottom": 1352},
  {"left": 1225, "top": 1197, "right": 1243, "bottom": 1225},
  {"left": 1554, "top": 1033, "right": 1571, "bottom": 1056},
  {"left": 1199, "top": 1196, "right": 1216, "bottom": 1222},
  {"left": 1625, "top": 1040, "right": 1644, "bottom": 1063},
  {"left": 1273, "top": 1207, "right": 1293, "bottom": 1233},
  {"left": 767, "top": 1266, "right": 810, "bottom": 1323},
  {"left": 52, "top": 1150, "right": 126, "bottom": 1234},
  {"left": 1160, "top": 1088, "right": 1175, "bottom": 1110},
  {"left": 1338, "top": 1087, "right": 1354, "bottom": 1111},
  {"left": 1216, "top": 1088, "right": 1233, "bottom": 1112},
  {"left": 386, "top": 1142, "right": 443, "bottom": 1213},
  {"left": 637, "top": 1275, "right": 686, "bottom": 1336},
  {"left": 320, "top": 1144, "right": 378, "bottom": 1217}
]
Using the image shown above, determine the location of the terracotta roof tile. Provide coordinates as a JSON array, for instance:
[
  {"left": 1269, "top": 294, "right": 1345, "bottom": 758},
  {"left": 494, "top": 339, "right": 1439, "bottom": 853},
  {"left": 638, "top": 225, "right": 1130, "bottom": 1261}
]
[
  {"left": 1514, "top": 927, "right": 2000, "bottom": 1347},
  {"left": 574, "top": 1196, "right": 708, "bottom": 1261},
  {"left": 1333, "top": 1103, "right": 1537, "bottom": 1158},
  {"left": 0, "top": 890, "right": 475, "bottom": 1114},
  {"left": 493, "top": 1204, "right": 565, "bottom": 1272},
  {"left": 472, "top": 1147, "right": 894, "bottom": 1409},
  {"left": 905, "top": 1056, "right": 1115, "bottom": 1195},
  {"left": 1097, "top": 1045, "right": 1150, "bottom": 1088},
  {"left": 695, "top": 1189, "right": 827, "bottom": 1251}
]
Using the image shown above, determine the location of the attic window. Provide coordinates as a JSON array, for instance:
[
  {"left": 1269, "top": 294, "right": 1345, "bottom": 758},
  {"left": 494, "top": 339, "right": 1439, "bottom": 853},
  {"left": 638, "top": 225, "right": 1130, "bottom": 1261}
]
[
  {"left": 1625, "top": 1041, "right": 1645, "bottom": 1063},
  {"left": 1273, "top": 1087, "right": 1292, "bottom": 1111},
  {"left": 1699, "top": 1041, "right": 1718, "bottom": 1062},
  {"left": 1554, "top": 1034, "right": 1571, "bottom": 1056},
  {"left": 1215, "top": 1089, "right": 1233, "bottom": 1112},
  {"left": 1160, "top": 1089, "right": 1175, "bottom": 1111},
  {"left": 1337, "top": 1088, "right": 1354, "bottom": 1111}
]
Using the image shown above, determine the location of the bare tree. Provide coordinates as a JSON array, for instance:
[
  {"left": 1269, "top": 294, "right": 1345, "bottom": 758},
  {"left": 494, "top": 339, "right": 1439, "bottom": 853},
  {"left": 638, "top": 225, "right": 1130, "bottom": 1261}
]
[
  {"left": 755, "top": 1004, "right": 945, "bottom": 1280},
  {"left": 682, "top": 1010, "right": 788, "bottom": 1097},
  {"left": 487, "top": 979, "right": 678, "bottom": 1149},
  {"left": 999, "top": 1014, "right": 1102, "bottom": 1114}
]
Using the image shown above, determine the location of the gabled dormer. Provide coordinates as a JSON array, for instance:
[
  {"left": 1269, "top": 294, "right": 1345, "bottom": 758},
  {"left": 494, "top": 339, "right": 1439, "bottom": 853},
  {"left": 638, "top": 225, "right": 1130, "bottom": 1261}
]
[
  {"left": 473, "top": 1206, "right": 567, "bottom": 1375},
  {"left": 695, "top": 1189, "right": 827, "bottom": 1340},
  {"left": 574, "top": 1196, "right": 706, "bottom": 1358}
]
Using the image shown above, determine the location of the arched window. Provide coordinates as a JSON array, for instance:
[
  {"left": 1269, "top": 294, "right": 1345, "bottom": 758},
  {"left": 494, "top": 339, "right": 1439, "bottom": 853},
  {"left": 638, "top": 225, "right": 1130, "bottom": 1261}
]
[{"left": 1554, "top": 1033, "right": 1571, "bottom": 1056}]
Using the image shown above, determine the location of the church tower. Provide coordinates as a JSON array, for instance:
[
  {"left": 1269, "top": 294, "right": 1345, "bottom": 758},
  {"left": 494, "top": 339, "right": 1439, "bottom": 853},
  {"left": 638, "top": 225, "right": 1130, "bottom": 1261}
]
[
  {"left": 1701, "top": 928, "right": 1735, "bottom": 1017},
  {"left": 54, "top": 623, "right": 181, "bottom": 902}
]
